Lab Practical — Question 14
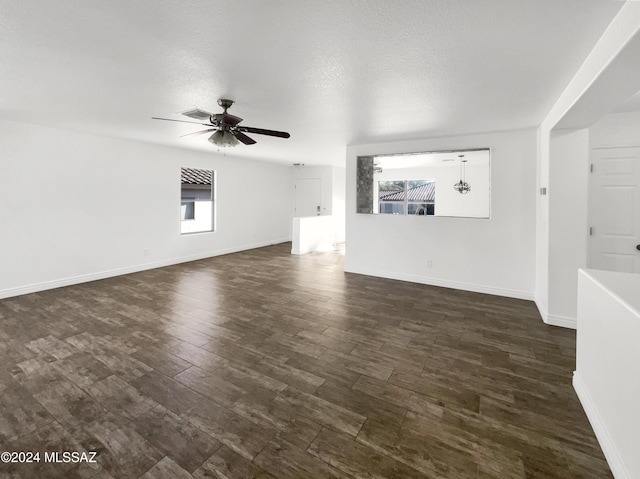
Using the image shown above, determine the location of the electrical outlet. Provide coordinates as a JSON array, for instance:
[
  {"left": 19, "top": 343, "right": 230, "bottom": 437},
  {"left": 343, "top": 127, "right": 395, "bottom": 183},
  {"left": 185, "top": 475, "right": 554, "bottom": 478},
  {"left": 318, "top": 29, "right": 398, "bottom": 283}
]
[
  {"left": 143, "top": 249, "right": 149, "bottom": 256},
  {"left": 426, "top": 259, "right": 433, "bottom": 268}
]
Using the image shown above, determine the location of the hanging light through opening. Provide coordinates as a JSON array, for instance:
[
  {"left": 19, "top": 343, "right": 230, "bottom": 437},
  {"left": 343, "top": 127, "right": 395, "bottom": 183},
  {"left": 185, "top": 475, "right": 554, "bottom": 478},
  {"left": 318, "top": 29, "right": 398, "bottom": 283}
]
[{"left": 453, "top": 155, "right": 471, "bottom": 194}]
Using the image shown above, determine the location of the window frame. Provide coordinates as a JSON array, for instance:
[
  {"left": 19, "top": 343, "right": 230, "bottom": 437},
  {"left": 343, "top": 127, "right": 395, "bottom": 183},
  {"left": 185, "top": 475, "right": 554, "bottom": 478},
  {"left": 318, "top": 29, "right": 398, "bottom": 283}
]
[
  {"left": 180, "top": 168, "right": 215, "bottom": 235},
  {"left": 377, "top": 179, "right": 435, "bottom": 216}
]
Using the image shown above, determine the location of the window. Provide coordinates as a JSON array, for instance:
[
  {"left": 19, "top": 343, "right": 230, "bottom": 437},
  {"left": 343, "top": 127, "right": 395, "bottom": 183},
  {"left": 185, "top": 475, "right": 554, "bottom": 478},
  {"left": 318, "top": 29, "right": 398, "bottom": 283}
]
[
  {"left": 357, "top": 149, "right": 491, "bottom": 218},
  {"left": 378, "top": 180, "right": 435, "bottom": 216},
  {"left": 180, "top": 167, "right": 214, "bottom": 234},
  {"left": 181, "top": 201, "right": 195, "bottom": 220}
]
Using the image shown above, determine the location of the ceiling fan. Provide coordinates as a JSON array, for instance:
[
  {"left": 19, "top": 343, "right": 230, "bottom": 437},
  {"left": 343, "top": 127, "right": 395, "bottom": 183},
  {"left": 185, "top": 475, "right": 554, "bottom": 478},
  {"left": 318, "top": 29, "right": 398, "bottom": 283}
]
[{"left": 152, "top": 99, "right": 290, "bottom": 147}]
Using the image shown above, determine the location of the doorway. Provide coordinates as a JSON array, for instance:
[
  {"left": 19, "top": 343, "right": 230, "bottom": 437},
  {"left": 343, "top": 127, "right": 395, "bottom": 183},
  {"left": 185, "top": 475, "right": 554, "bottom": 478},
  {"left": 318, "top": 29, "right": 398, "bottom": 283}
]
[
  {"left": 589, "top": 147, "right": 640, "bottom": 273},
  {"left": 294, "top": 178, "right": 322, "bottom": 217}
]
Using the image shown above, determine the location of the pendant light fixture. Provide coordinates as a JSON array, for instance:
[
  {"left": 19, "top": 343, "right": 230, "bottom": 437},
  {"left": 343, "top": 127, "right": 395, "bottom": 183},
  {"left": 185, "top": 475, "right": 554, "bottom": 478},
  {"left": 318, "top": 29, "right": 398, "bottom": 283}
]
[{"left": 453, "top": 155, "right": 471, "bottom": 194}]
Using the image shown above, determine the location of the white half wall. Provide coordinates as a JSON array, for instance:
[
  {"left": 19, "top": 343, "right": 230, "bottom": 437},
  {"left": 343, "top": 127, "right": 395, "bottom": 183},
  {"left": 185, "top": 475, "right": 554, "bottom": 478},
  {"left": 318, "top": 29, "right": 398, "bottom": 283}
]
[
  {"left": 345, "top": 129, "right": 536, "bottom": 300},
  {"left": 575, "top": 269, "right": 640, "bottom": 479},
  {"left": 0, "top": 120, "right": 291, "bottom": 298},
  {"left": 291, "top": 216, "right": 335, "bottom": 255}
]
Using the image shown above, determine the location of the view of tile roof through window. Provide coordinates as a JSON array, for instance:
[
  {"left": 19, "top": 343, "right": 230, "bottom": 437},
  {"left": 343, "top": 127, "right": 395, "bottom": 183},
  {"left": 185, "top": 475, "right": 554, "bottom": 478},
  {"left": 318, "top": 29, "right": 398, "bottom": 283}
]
[
  {"left": 379, "top": 182, "right": 435, "bottom": 202},
  {"left": 181, "top": 168, "right": 212, "bottom": 185}
]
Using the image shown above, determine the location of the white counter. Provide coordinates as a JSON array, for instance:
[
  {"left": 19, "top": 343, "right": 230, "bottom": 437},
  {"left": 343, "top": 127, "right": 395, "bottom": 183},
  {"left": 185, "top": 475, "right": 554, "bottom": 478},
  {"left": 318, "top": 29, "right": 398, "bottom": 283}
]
[{"left": 575, "top": 269, "right": 640, "bottom": 479}]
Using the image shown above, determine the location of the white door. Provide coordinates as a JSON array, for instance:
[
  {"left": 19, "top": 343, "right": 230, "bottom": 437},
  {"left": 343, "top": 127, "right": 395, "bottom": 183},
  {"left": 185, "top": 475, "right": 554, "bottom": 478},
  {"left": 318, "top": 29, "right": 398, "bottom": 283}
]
[
  {"left": 589, "top": 147, "right": 640, "bottom": 273},
  {"left": 294, "top": 178, "right": 322, "bottom": 217}
]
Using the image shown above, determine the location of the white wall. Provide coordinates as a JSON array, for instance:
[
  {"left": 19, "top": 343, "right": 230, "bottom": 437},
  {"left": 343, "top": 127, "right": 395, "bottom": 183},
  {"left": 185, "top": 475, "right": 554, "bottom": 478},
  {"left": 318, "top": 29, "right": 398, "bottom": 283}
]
[
  {"left": 547, "top": 129, "right": 590, "bottom": 326},
  {"left": 332, "top": 165, "right": 346, "bottom": 243},
  {"left": 590, "top": 111, "right": 640, "bottom": 148},
  {"left": 535, "top": 127, "right": 550, "bottom": 319},
  {"left": 345, "top": 129, "right": 536, "bottom": 299},
  {"left": 0, "top": 120, "right": 291, "bottom": 298}
]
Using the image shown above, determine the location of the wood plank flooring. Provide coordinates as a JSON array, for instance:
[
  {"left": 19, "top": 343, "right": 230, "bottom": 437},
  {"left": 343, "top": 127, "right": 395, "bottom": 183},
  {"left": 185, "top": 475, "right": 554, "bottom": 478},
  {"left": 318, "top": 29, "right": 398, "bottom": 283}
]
[{"left": 0, "top": 243, "right": 612, "bottom": 478}]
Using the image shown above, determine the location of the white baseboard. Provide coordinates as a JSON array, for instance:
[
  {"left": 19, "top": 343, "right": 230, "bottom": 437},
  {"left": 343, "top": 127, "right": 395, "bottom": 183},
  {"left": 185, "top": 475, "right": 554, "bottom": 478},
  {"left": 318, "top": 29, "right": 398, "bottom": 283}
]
[
  {"left": 573, "top": 371, "right": 629, "bottom": 479},
  {"left": 534, "top": 299, "right": 577, "bottom": 330},
  {"left": 543, "top": 313, "right": 577, "bottom": 329},
  {"left": 0, "top": 238, "right": 290, "bottom": 300},
  {"left": 343, "top": 266, "right": 534, "bottom": 301},
  {"left": 534, "top": 298, "right": 547, "bottom": 317}
]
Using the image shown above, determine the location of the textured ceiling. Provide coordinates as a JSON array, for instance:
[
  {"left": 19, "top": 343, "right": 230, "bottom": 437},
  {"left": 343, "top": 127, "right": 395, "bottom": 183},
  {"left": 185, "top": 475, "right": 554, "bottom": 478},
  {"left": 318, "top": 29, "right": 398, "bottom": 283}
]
[{"left": 0, "top": 0, "right": 624, "bottom": 166}]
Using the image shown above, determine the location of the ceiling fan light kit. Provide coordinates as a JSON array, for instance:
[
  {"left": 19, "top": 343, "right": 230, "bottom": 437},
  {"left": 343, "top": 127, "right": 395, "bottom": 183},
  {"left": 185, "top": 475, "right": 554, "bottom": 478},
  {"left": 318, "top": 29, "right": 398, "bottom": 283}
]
[
  {"left": 208, "top": 129, "right": 239, "bottom": 147},
  {"left": 152, "top": 98, "right": 290, "bottom": 148}
]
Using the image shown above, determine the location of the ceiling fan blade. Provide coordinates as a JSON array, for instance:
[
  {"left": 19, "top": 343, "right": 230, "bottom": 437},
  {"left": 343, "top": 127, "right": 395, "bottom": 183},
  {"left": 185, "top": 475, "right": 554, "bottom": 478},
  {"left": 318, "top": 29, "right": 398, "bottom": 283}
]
[
  {"left": 180, "top": 128, "right": 217, "bottom": 138},
  {"left": 181, "top": 109, "right": 213, "bottom": 121},
  {"left": 233, "top": 131, "right": 256, "bottom": 145},
  {"left": 237, "top": 126, "right": 290, "bottom": 138},
  {"left": 151, "top": 117, "right": 213, "bottom": 126}
]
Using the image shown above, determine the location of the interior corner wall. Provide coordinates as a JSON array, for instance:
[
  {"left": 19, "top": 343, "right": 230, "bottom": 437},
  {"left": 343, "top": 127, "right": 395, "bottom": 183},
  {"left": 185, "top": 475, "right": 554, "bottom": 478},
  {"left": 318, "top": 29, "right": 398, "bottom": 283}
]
[
  {"left": 535, "top": 126, "right": 550, "bottom": 319},
  {"left": 0, "top": 120, "right": 292, "bottom": 299},
  {"left": 547, "top": 129, "right": 590, "bottom": 327},
  {"left": 345, "top": 129, "right": 537, "bottom": 300},
  {"left": 536, "top": 2, "right": 640, "bottom": 328}
]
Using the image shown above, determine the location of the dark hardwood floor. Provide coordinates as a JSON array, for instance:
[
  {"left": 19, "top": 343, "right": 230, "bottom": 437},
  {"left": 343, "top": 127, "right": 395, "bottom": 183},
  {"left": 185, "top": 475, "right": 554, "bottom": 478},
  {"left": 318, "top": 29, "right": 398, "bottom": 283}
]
[{"left": 0, "top": 243, "right": 611, "bottom": 478}]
